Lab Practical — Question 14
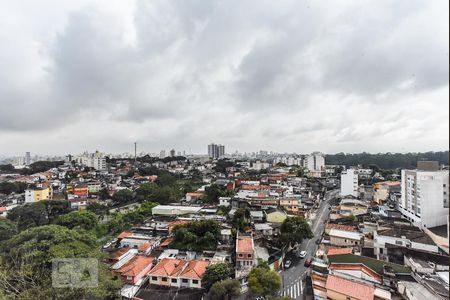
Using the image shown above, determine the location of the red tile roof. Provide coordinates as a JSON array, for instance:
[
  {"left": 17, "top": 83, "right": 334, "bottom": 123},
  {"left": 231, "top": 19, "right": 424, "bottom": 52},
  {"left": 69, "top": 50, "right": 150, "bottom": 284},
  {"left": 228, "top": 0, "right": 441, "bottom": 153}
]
[
  {"left": 160, "top": 237, "right": 173, "bottom": 247},
  {"left": 326, "top": 275, "right": 375, "bottom": 300},
  {"left": 179, "top": 260, "right": 209, "bottom": 279},
  {"left": 327, "top": 248, "right": 353, "bottom": 256},
  {"left": 329, "top": 263, "right": 382, "bottom": 283},
  {"left": 117, "top": 256, "right": 155, "bottom": 277},
  {"left": 138, "top": 242, "right": 152, "bottom": 252},
  {"left": 149, "top": 258, "right": 182, "bottom": 277},
  {"left": 325, "top": 224, "right": 355, "bottom": 232},
  {"left": 186, "top": 192, "right": 203, "bottom": 197},
  {"left": 148, "top": 258, "right": 209, "bottom": 280},
  {"left": 236, "top": 235, "right": 254, "bottom": 253},
  {"left": 117, "top": 231, "right": 133, "bottom": 239},
  {"left": 108, "top": 247, "right": 131, "bottom": 261}
]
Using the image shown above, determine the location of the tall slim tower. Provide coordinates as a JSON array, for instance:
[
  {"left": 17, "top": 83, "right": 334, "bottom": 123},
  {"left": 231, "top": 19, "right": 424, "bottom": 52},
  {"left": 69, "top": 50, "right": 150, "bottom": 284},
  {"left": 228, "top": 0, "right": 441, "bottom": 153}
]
[{"left": 134, "top": 142, "right": 137, "bottom": 165}]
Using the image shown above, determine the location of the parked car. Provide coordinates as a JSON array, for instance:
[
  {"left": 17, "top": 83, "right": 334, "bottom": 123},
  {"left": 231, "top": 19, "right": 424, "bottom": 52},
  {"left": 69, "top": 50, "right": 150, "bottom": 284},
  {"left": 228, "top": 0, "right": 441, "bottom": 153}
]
[
  {"left": 304, "top": 258, "right": 312, "bottom": 267},
  {"left": 284, "top": 260, "right": 292, "bottom": 268},
  {"left": 315, "top": 238, "right": 321, "bottom": 245},
  {"left": 298, "top": 251, "right": 307, "bottom": 258}
]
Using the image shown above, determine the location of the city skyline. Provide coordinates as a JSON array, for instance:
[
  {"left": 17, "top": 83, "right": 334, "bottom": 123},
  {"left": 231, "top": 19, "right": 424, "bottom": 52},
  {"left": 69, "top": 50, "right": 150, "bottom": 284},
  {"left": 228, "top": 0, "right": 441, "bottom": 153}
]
[{"left": 0, "top": 0, "right": 448, "bottom": 155}]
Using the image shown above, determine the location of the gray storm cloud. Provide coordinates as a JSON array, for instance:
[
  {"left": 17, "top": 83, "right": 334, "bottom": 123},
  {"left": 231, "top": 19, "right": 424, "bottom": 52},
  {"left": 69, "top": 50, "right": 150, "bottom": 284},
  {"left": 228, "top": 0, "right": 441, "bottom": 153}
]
[{"left": 0, "top": 0, "right": 448, "bottom": 155}]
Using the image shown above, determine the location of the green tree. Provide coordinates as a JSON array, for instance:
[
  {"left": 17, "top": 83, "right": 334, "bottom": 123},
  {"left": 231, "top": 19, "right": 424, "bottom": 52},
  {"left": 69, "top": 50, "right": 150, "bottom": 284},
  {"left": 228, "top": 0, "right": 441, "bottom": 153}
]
[
  {"left": 87, "top": 202, "right": 109, "bottom": 217},
  {"left": 153, "top": 185, "right": 180, "bottom": 204},
  {"left": 55, "top": 210, "right": 98, "bottom": 230},
  {"left": 208, "top": 279, "right": 241, "bottom": 300},
  {"left": 0, "top": 182, "right": 27, "bottom": 195},
  {"left": 232, "top": 208, "right": 250, "bottom": 231},
  {"left": 0, "top": 164, "right": 15, "bottom": 173},
  {"left": 112, "top": 189, "right": 134, "bottom": 204},
  {"left": 203, "top": 263, "right": 232, "bottom": 289},
  {"left": 0, "top": 225, "right": 121, "bottom": 299},
  {"left": 135, "top": 182, "right": 158, "bottom": 201},
  {"left": 7, "top": 201, "right": 71, "bottom": 231},
  {"left": 172, "top": 220, "right": 221, "bottom": 251},
  {"left": 248, "top": 264, "right": 282, "bottom": 297},
  {"left": 97, "top": 188, "right": 110, "bottom": 200},
  {"left": 0, "top": 217, "right": 17, "bottom": 241},
  {"left": 7, "top": 202, "right": 46, "bottom": 231},
  {"left": 280, "top": 216, "right": 313, "bottom": 248},
  {"left": 155, "top": 173, "right": 177, "bottom": 187}
]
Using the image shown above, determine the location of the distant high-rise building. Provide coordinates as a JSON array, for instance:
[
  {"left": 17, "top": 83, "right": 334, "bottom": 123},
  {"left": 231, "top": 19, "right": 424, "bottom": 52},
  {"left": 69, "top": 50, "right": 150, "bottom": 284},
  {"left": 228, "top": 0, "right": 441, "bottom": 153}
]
[
  {"left": 170, "top": 149, "right": 176, "bottom": 157},
  {"left": 305, "top": 152, "right": 325, "bottom": 177},
  {"left": 25, "top": 152, "right": 31, "bottom": 166},
  {"left": 208, "top": 143, "right": 225, "bottom": 159},
  {"left": 75, "top": 151, "right": 106, "bottom": 170},
  {"left": 218, "top": 145, "right": 225, "bottom": 157},
  {"left": 160, "top": 150, "right": 166, "bottom": 159}
]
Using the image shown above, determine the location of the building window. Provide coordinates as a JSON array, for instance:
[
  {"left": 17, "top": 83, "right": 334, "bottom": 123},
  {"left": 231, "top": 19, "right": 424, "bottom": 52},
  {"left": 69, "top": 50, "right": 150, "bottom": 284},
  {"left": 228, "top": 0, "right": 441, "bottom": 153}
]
[
  {"left": 193, "top": 280, "right": 199, "bottom": 284},
  {"left": 171, "top": 278, "right": 177, "bottom": 283},
  {"left": 152, "top": 276, "right": 158, "bottom": 281},
  {"left": 380, "top": 248, "right": 383, "bottom": 254},
  {"left": 162, "top": 277, "right": 167, "bottom": 282},
  {"left": 239, "top": 254, "right": 243, "bottom": 258},
  {"left": 247, "top": 254, "right": 252, "bottom": 258},
  {"left": 182, "top": 279, "right": 188, "bottom": 283}
]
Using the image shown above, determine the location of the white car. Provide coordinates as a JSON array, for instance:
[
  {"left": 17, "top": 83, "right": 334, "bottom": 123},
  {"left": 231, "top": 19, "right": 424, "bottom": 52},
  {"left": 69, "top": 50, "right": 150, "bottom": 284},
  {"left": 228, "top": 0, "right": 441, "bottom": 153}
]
[
  {"left": 284, "top": 260, "right": 292, "bottom": 268},
  {"left": 298, "top": 251, "right": 307, "bottom": 258}
]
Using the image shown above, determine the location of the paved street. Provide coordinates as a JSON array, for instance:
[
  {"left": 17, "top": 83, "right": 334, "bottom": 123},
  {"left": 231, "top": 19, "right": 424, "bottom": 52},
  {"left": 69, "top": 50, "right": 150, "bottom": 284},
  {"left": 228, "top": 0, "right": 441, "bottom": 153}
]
[{"left": 278, "top": 189, "right": 339, "bottom": 299}]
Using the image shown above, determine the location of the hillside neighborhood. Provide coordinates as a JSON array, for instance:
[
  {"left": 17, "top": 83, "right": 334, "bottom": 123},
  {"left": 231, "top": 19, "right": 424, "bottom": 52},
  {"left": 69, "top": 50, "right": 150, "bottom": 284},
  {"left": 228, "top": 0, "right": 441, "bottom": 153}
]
[{"left": 0, "top": 151, "right": 448, "bottom": 300}]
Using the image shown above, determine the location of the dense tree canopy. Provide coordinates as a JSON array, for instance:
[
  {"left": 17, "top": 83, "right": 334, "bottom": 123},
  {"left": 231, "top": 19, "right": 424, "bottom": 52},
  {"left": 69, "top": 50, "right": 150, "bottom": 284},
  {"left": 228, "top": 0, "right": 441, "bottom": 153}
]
[
  {"left": 0, "top": 164, "right": 15, "bottom": 173},
  {"left": 248, "top": 263, "right": 282, "bottom": 297},
  {"left": 7, "top": 200, "right": 71, "bottom": 231},
  {"left": 203, "top": 263, "right": 232, "bottom": 290},
  {"left": 0, "top": 181, "right": 28, "bottom": 195},
  {"left": 55, "top": 210, "right": 99, "bottom": 230},
  {"left": 232, "top": 208, "right": 250, "bottom": 231},
  {"left": 280, "top": 216, "right": 313, "bottom": 247},
  {"left": 20, "top": 160, "right": 64, "bottom": 175},
  {"left": 204, "top": 184, "right": 233, "bottom": 204},
  {"left": 325, "top": 151, "right": 449, "bottom": 169},
  {"left": 0, "top": 225, "right": 121, "bottom": 299},
  {"left": 172, "top": 220, "right": 221, "bottom": 251},
  {"left": 0, "top": 217, "right": 17, "bottom": 241},
  {"left": 208, "top": 279, "right": 241, "bottom": 300},
  {"left": 112, "top": 189, "right": 134, "bottom": 204}
]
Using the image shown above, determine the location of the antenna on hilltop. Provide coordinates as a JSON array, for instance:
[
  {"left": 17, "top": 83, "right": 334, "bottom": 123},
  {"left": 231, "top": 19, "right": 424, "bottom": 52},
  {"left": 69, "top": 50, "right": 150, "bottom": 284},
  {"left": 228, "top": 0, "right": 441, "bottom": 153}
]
[{"left": 134, "top": 142, "right": 137, "bottom": 166}]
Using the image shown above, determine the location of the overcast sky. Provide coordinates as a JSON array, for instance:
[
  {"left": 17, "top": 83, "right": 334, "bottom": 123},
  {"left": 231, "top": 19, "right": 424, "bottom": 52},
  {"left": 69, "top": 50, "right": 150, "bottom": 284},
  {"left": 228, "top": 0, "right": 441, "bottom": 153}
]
[{"left": 0, "top": 0, "right": 448, "bottom": 156}]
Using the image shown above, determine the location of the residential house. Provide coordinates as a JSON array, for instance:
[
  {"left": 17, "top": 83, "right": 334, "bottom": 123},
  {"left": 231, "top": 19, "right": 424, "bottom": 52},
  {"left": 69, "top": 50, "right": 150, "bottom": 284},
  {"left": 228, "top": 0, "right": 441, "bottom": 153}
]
[
  {"left": 329, "top": 229, "right": 364, "bottom": 248},
  {"left": 373, "top": 181, "right": 400, "bottom": 204},
  {"left": 374, "top": 227, "right": 439, "bottom": 261},
  {"left": 116, "top": 255, "right": 155, "bottom": 285},
  {"left": 236, "top": 234, "right": 255, "bottom": 269},
  {"left": 148, "top": 258, "right": 209, "bottom": 289},
  {"left": 25, "top": 186, "right": 53, "bottom": 203}
]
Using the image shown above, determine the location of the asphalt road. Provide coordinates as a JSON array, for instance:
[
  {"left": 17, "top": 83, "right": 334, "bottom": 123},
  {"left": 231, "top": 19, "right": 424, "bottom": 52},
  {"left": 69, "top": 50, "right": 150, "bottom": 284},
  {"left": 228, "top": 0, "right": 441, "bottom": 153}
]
[{"left": 278, "top": 189, "right": 339, "bottom": 300}]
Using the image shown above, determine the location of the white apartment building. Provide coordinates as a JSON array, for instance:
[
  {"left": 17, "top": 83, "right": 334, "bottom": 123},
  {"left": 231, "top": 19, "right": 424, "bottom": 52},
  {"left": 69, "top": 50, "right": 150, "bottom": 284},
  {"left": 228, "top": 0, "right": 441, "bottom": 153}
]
[
  {"left": 305, "top": 152, "right": 325, "bottom": 171},
  {"left": 305, "top": 152, "right": 325, "bottom": 177},
  {"left": 207, "top": 143, "right": 225, "bottom": 159},
  {"left": 399, "top": 169, "right": 449, "bottom": 229},
  {"left": 252, "top": 161, "right": 270, "bottom": 171},
  {"left": 340, "top": 169, "right": 359, "bottom": 197},
  {"left": 76, "top": 151, "right": 107, "bottom": 170}
]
